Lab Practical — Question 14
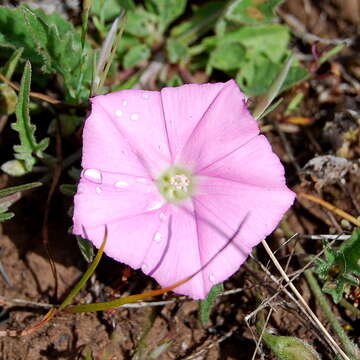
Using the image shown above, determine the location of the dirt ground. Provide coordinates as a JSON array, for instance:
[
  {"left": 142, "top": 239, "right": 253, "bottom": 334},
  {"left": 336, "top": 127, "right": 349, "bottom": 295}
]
[{"left": 0, "top": 0, "right": 359, "bottom": 359}]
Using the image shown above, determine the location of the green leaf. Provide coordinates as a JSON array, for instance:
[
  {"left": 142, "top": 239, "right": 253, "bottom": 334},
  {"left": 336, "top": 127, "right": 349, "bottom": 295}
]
[
  {"left": 1, "top": 159, "right": 27, "bottom": 176},
  {"left": 170, "top": 1, "right": 226, "bottom": 45},
  {"left": 147, "top": 0, "right": 187, "bottom": 32},
  {"left": 209, "top": 41, "right": 246, "bottom": 71},
  {"left": 166, "top": 38, "right": 189, "bottom": 64},
  {"left": 91, "top": 0, "right": 134, "bottom": 22},
  {"left": 198, "top": 283, "right": 223, "bottom": 325},
  {"left": 123, "top": 43, "right": 151, "bottom": 69},
  {"left": 0, "top": 212, "right": 14, "bottom": 222},
  {"left": 226, "top": 0, "right": 284, "bottom": 25},
  {"left": 1, "top": 47, "right": 24, "bottom": 79},
  {"left": 0, "top": 181, "right": 42, "bottom": 198},
  {"left": 221, "top": 24, "right": 290, "bottom": 63},
  {"left": 11, "top": 62, "right": 49, "bottom": 171},
  {"left": 59, "top": 184, "right": 77, "bottom": 196},
  {"left": 262, "top": 333, "right": 321, "bottom": 360},
  {"left": 236, "top": 54, "right": 281, "bottom": 96},
  {"left": 126, "top": 7, "right": 158, "bottom": 38},
  {"left": 77, "top": 235, "right": 95, "bottom": 263},
  {"left": 315, "top": 228, "right": 360, "bottom": 303},
  {"left": 0, "top": 5, "right": 93, "bottom": 102}
]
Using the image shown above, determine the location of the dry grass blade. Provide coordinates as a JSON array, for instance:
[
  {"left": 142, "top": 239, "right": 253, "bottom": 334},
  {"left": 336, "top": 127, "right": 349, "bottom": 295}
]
[{"left": 261, "top": 239, "right": 351, "bottom": 360}]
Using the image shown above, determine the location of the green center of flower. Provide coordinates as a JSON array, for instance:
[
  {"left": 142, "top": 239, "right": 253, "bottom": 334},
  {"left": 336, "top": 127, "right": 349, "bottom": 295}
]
[{"left": 156, "top": 167, "right": 194, "bottom": 202}]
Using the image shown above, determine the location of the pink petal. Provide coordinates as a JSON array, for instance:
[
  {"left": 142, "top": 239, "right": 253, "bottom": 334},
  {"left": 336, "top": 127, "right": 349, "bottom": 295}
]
[
  {"left": 198, "top": 135, "right": 289, "bottom": 188},
  {"left": 74, "top": 207, "right": 170, "bottom": 270},
  {"left": 160, "top": 82, "right": 225, "bottom": 162},
  {"left": 179, "top": 80, "right": 259, "bottom": 171},
  {"left": 83, "top": 91, "right": 171, "bottom": 177},
  {"left": 73, "top": 171, "right": 165, "bottom": 230},
  {"left": 147, "top": 200, "right": 207, "bottom": 299}
]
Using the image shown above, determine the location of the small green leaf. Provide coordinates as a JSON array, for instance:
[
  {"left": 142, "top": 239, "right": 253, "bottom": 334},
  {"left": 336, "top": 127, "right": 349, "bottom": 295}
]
[
  {"left": 148, "top": 0, "right": 187, "bottom": 32},
  {"left": 11, "top": 61, "right": 49, "bottom": 171},
  {"left": 262, "top": 333, "right": 321, "bottom": 360},
  {"left": 0, "top": 182, "right": 41, "bottom": 198},
  {"left": 209, "top": 42, "right": 245, "bottom": 71},
  {"left": 59, "top": 184, "right": 77, "bottom": 196},
  {"left": 171, "top": 1, "right": 226, "bottom": 45},
  {"left": 226, "top": 0, "right": 284, "bottom": 25},
  {"left": 166, "top": 38, "right": 189, "bottom": 64},
  {"left": 1, "top": 47, "right": 24, "bottom": 79},
  {"left": 0, "top": 212, "right": 14, "bottom": 222},
  {"left": 199, "top": 283, "right": 224, "bottom": 325},
  {"left": 1, "top": 159, "right": 27, "bottom": 176},
  {"left": 315, "top": 228, "right": 360, "bottom": 303},
  {"left": 126, "top": 8, "right": 158, "bottom": 38},
  {"left": 77, "top": 236, "right": 95, "bottom": 263},
  {"left": 123, "top": 43, "right": 151, "bottom": 69}
]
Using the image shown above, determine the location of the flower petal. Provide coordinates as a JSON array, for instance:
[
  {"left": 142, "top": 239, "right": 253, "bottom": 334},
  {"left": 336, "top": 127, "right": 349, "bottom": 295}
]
[
  {"left": 83, "top": 90, "right": 171, "bottom": 177},
  {"left": 160, "top": 82, "right": 226, "bottom": 162},
  {"left": 146, "top": 200, "right": 208, "bottom": 299},
  {"left": 198, "top": 135, "right": 289, "bottom": 188},
  {"left": 73, "top": 171, "right": 165, "bottom": 230},
  {"left": 179, "top": 80, "right": 259, "bottom": 171}
]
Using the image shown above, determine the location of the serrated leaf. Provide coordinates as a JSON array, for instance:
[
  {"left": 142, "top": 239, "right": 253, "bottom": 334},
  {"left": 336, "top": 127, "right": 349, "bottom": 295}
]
[
  {"left": 315, "top": 228, "right": 360, "bottom": 303},
  {"left": 0, "top": 5, "right": 93, "bottom": 102},
  {"left": 77, "top": 236, "right": 95, "bottom": 263},
  {"left": 11, "top": 61, "right": 49, "bottom": 171},
  {"left": 209, "top": 41, "right": 246, "bottom": 71},
  {"left": 226, "top": 0, "right": 284, "bottom": 25},
  {"left": 199, "top": 283, "right": 223, "bottom": 325},
  {"left": 123, "top": 43, "right": 151, "bottom": 69}
]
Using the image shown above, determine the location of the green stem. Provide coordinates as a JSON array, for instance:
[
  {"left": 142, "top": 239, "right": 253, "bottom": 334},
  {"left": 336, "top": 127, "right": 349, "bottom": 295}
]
[
  {"left": 339, "top": 299, "right": 360, "bottom": 318},
  {"left": 304, "top": 270, "right": 358, "bottom": 360}
]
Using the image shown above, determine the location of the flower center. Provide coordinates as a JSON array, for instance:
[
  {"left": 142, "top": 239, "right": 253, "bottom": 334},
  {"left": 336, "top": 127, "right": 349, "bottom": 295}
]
[{"left": 156, "top": 167, "right": 194, "bottom": 202}]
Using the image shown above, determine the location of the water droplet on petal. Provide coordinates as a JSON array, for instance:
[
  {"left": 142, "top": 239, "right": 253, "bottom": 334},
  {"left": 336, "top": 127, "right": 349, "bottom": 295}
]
[
  {"left": 115, "top": 109, "right": 123, "bottom": 117},
  {"left": 122, "top": 100, "right": 128, "bottom": 106},
  {"left": 148, "top": 201, "right": 163, "bottom": 211},
  {"left": 142, "top": 93, "right": 149, "bottom": 99},
  {"left": 142, "top": 263, "right": 148, "bottom": 272},
  {"left": 159, "top": 212, "right": 166, "bottom": 221},
  {"left": 136, "top": 178, "right": 147, "bottom": 183},
  {"left": 130, "top": 113, "right": 139, "bottom": 121},
  {"left": 95, "top": 186, "right": 102, "bottom": 194},
  {"left": 83, "top": 169, "right": 102, "bottom": 183},
  {"left": 154, "top": 232, "right": 162, "bottom": 242},
  {"left": 209, "top": 274, "right": 216, "bottom": 283},
  {"left": 114, "top": 180, "right": 129, "bottom": 188}
]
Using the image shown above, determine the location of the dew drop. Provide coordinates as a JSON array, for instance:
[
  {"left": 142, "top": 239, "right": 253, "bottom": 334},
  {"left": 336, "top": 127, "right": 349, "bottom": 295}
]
[
  {"left": 122, "top": 100, "right": 128, "bottom": 106},
  {"left": 154, "top": 232, "right": 162, "bottom": 242},
  {"left": 142, "top": 263, "right": 148, "bottom": 272},
  {"left": 115, "top": 109, "right": 123, "bottom": 117},
  {"left": 95, "top": 186, "right": 102, "bottom": 194},
  {"left": 83, "top": 169, "right": 102, "bottom": 183},
  {"left": 142, "top": 92, "right": 149, "bottom": 99},
  {"left": 114, "top": 180, "right": 129, "bottom": 188},
  {"left": 130, "top": 113, "right": 139, "bottom": 121},
  {"left": 136, "top": 178, "right": 147, "bottom": 183},
  {"left": 209, "top": 274, "right": 216, "bottom": 283},
  {"left": 159, "top": 212, "right": 166, "bottom": 221}
]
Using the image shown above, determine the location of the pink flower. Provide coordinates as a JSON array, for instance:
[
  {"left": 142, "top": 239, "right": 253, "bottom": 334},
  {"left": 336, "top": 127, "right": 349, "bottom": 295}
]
[{"left": 73, "top": 80, "right": 295, "bottom": 299}]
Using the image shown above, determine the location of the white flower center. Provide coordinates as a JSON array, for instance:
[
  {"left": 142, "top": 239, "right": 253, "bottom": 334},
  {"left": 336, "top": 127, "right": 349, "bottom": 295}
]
[{"left": 170, "top": 174, "right": 190, "bottom": 192}]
